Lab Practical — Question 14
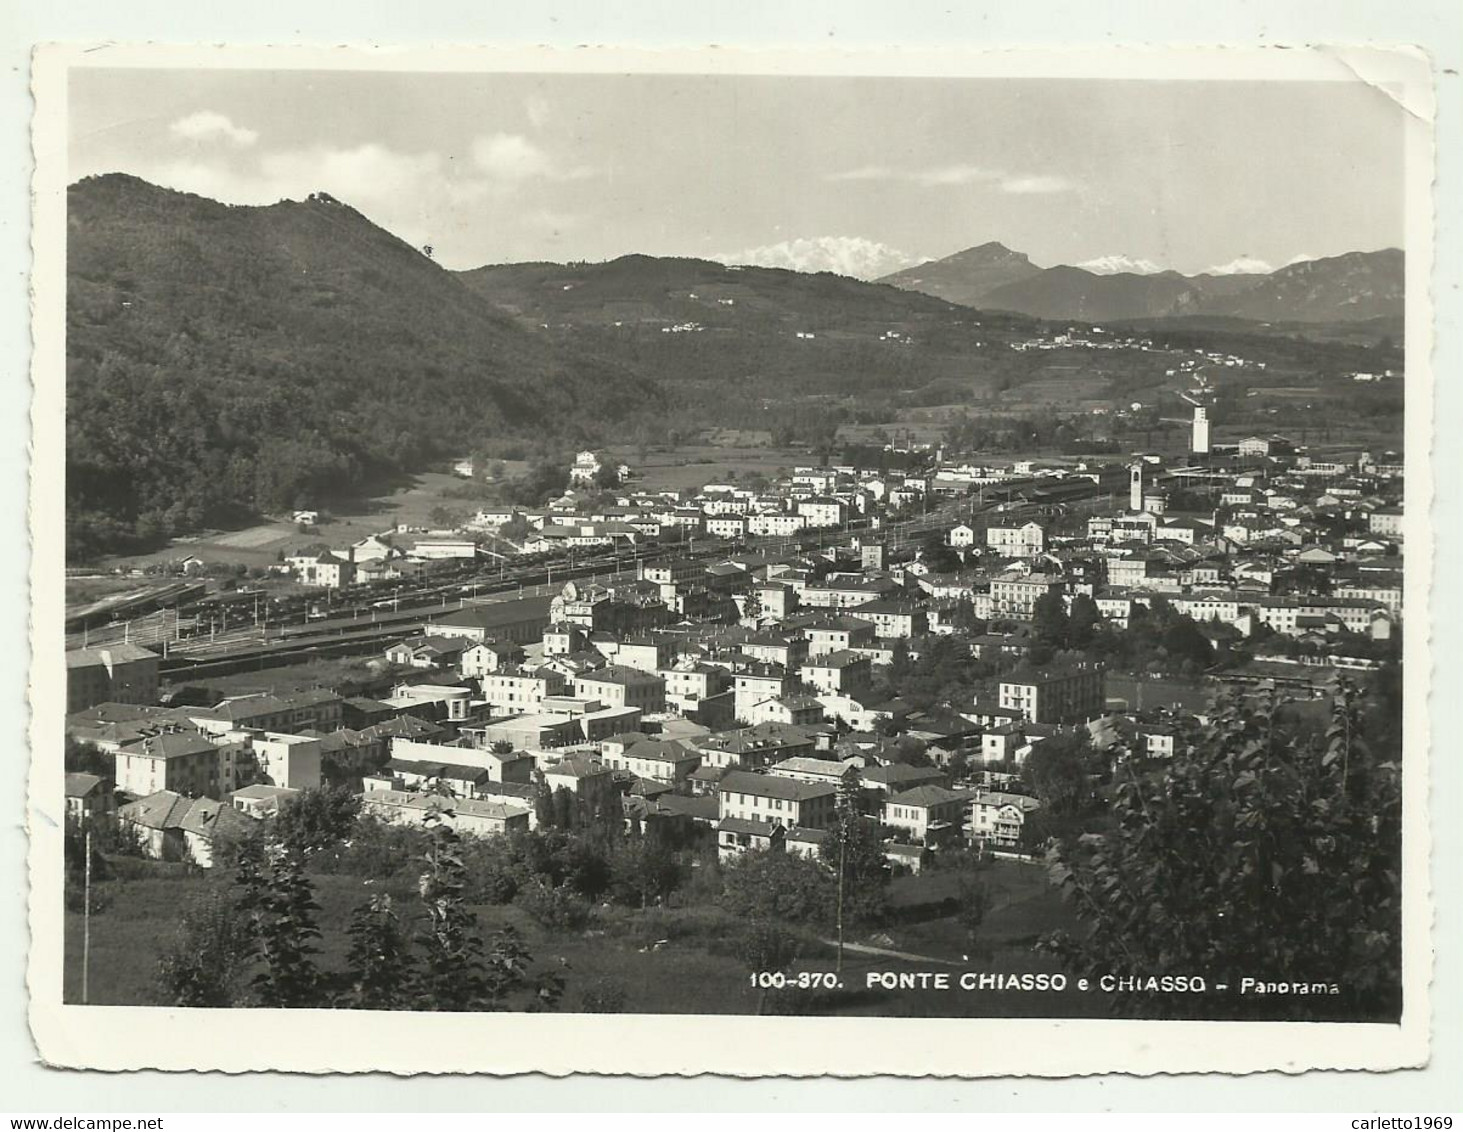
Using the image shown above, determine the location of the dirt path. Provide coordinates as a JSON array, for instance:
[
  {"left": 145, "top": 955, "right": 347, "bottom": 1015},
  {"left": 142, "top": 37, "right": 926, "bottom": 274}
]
[{"left": 818, "top": 939, "right": 963, "bottom": 966}]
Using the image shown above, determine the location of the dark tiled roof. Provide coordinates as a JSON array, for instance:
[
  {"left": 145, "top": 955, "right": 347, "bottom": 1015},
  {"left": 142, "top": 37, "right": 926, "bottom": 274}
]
[{"left": 718, "top": 770, "right": 836, "bottom": 802}]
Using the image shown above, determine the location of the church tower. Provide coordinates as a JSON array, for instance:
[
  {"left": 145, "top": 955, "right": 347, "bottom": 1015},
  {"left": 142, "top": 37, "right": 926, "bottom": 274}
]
[{"left": 1192, "top": 406, "right": 1211, "bottom": 455}]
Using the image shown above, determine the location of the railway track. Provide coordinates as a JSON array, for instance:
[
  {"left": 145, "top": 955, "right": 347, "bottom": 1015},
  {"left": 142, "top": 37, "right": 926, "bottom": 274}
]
[{"left": 138, "top": 471, "right": 1119, "bottom": 679}]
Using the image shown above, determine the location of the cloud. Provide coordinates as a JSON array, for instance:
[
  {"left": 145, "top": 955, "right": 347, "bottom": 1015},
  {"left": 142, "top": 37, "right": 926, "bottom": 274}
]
[
  {"left": 471, "top": 133, "right": 553, "bottom": 180},
  {"left": 469, "top": 132, "right": 596, "bottom": 182},
  {"left": 144, "top": 129, "right": 589, "bottom": 216},
  {"left": 828, "top": 163, "right": 1000, "bottom": 186},
  {"left": 265, "top": 144, "right": 450, "bottom": 205},
  {"left": 133, "top": 132, "right": 596, "bottom": 269},
  {"left": 917, "top": 165, "right": 1003, "bottom": 187},
  {"left": 826, "top": 164, "right": 1072, "bottom": 193},
  {"left": 168, "top": 110, "right": 259, "bottom": 148},
  {"left": 826, "top": 165, "right": 896, "bottom": 182},
  {"left": 712, "top": 236, "right": 922, "bottom": 280},
  {"left": 999, "top": 175, "right": 1074, "bottom": 195}
]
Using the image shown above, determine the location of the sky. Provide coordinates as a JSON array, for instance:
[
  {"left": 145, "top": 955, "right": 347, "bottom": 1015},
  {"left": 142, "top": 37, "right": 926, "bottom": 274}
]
[{"left": 67, "top": 68, "right": 1406, "bottom": 277}]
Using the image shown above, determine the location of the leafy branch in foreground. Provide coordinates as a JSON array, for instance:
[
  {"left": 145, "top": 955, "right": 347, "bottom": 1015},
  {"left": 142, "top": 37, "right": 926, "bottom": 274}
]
[
  {"left": 411, "top": 810, "right": 564, "bottom": 1012},
  {"left": 1040, "top": 680, "right": 1401, "bottom": 1021}
]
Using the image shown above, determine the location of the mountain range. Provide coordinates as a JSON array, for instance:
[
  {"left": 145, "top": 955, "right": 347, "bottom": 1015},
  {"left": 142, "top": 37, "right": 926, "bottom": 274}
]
[
  {"left": 64, "top": 174, "right": 1402, "bottom": 559},
  {"left": 878, "top": 242, "right": 1404, "bottom": 324}
]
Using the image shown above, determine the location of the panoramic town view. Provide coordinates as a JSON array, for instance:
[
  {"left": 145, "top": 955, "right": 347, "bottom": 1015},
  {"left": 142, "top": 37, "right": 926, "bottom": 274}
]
[{"left": 59, "top": 68, "right": 1408, "bottom": 1021}]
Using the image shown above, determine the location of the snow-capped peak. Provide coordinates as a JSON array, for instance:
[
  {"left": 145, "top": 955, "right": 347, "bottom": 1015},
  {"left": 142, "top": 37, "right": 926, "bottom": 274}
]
[
  {"left": 1074, "top": 254, "right": 1164, "bottom": 275},
  {"left": 1204, "top": 256, "right": 1275, "bottom": 276},
  {"left": 710, "top": 236, "right": 923, "bottom": 280}
]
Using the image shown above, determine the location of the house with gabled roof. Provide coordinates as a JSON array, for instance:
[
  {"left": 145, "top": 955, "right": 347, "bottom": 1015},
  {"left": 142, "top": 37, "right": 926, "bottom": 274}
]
[
  {"left": 968, "top": 790, "right": 1042, "bottom": 850},
  {"left": 717, "top": 769, "right": 838, "bottom": 830},
  {"left": 882, "top": 785, "right": 972, "bottom": 846},
  {"left": 65, "top": 772, "right": 113, "bottom": 824},
  {"left": 460, "top": 639, "right": 527, "bottom": 678},
  {"left": 747, "top": 694, "right": 825, "bottom": 727},
  {"left": 117, "top": 790, "right": 257, "bottom": 866},
  {"left": 115, "top": 729, "right": 222, "bottom": 799}
]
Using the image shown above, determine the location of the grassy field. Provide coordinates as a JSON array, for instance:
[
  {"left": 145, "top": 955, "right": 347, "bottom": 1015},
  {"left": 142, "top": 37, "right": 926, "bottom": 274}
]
[
  {"left": 611, "top": 444, "right": 809, "bottom": 493},
  {"left": 64, "top": 853, "right": 1093, "bottom": 1017},
  {"left": 105, "top": 472, "right": 481, "bottom": 572}
]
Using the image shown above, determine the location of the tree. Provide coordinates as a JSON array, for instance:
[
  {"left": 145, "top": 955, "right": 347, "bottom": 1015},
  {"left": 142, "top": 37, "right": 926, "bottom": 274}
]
[
  {"left": 920, "top": 531, "right": 962, "bottom": 574},
  {"left": 891, "top": 734, "right": 932, "bottom": 768},
  {"left": 64, "top": 737, "right": 112, "bottom": 779},
  {"left": 720, "top": 850, "right": 834, "bottom": 925},
  {"left": 1032, "top": 590, "right": 1070, "bottom": 650},
  {"left": 1041, "top": 684, "right": 1402, "bottom": 1020},
  {"left": 489, "top": 739, "right": 516, "bottom": 755},
  {"left": 499, "top": 514, "right": 532, "bottom": 543},
  {"left": 820, "top": 768, "right": 890, "bottom": 929},
  {"left": 531, "top": 772, "right": 555, "bottom": 829},
  {"left": 1162, "top": 619, "right": 1216, "bottom": 669},
  {"left": 550, "top": 785, "right": 577, "bottom": 831},
  {"left": 275, "top": 786, "right": 361, "bottom": 856},
  {"left": 952, "top": 596, "right": 982, "bottom": 633},
  {"left": 1068, "top": 593, "right": 1102, "bottom": 651},
  {"left": 1021, "top": 732, "right": 1097, "bottom": 820},
  {"left": 609, "top": 834, "right": 683, "bottom": 909},
  {"left": 889, "top": 638, "right": 912, "bottom": 683}
]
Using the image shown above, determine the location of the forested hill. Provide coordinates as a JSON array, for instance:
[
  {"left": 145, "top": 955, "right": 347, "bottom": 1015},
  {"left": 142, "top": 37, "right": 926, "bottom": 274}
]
[
  {"left": 66, "top": 174, "right": 658, "bottom": 558},
  {"left": 459, "top": 253, "right": 1000, "bottom": 329},
  {"left": 456, "top": 255, "right": 1040, "bottom": 429}
]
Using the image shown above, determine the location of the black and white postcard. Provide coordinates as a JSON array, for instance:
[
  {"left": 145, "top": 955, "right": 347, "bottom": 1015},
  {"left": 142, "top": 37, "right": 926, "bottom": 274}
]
[{"left": 27, "top": 43, "right": 1435, "bottom": 1075}]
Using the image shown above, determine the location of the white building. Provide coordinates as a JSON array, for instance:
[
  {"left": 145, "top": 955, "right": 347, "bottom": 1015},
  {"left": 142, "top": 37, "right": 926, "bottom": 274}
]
[
  {"left": 985, "top": 521, "right": 1045, "bottom": 558},
  {"left": 251, "top": 732, "right": 324, "bottom": 791},
  {"left": 569, "top": 450, "right": 603, "bottom": 486},
  {"left": 948, "top": 523, "right": 977, "bottom": 548}
]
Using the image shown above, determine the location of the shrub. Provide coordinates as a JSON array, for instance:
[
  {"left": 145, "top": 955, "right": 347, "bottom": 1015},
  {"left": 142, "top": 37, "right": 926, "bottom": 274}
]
[
  {"left": 517, "top": 879, "right": 595, "bottom": 933},
  {"left": 719, "top": 850, "right": 834, "bottom": 925}
]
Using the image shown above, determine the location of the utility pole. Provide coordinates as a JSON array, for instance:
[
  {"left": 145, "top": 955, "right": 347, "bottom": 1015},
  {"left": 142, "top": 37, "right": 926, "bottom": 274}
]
[
  {"left": 82, "top": 826, "right": 92, "bottom": 1005},
  {"left": 836, "top": 828, "right": 846, "bottom": 977}
]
